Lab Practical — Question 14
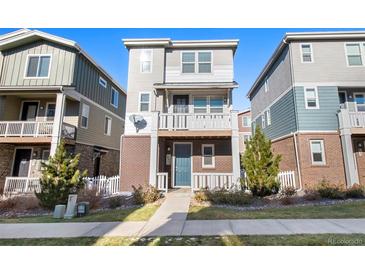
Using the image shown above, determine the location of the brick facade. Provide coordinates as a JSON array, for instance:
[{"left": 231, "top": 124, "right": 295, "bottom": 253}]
[
  {"left": 74, "top": 143, "right": 94, "bottom": 176},
  {"left": 120, "top": 135, "right": 151, "bottom": 191},
  {"left": 100, "top": 148, "right": 120, "bottom": 176},
  {"left": 355, "top": 153, "right": 365, "bottom": 186}
]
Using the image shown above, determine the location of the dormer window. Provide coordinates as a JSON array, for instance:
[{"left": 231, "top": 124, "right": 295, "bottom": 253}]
[{"left": 25, "top": 54, "right": 51, "bottom": 78}]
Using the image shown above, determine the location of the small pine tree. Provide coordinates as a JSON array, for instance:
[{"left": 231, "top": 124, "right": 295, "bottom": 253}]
[
  {"left": 36, "top": 140, "right": 88, "bottom": 209},
  {"left": 242, "top": 126, "right": 282, "bottom": 197}
]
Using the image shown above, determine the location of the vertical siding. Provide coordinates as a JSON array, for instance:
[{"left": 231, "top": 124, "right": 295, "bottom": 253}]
[
  {"left": 0, "top": 40, "right": 76, "bottom": 86},
  {"left": 295, "top": 86, "right": 340, "bottom": 131}
]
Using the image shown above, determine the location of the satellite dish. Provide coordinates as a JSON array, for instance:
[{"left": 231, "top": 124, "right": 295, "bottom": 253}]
[{"left": 129, "top": 114, "right": 147, "bottom": 132}]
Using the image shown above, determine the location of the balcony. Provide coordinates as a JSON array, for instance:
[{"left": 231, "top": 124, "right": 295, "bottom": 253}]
[{"left": 0, "top": 121, "right": 76, "bottom": 141}]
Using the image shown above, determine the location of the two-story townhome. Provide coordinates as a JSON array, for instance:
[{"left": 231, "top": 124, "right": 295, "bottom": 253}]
[
  {"left": 120, "top": 38, "right": 240, "bottom": 192},
  {"left": 238, "top": 108, "right": 251, "bottom": 156},
  {"left": 247, "top": 31, "right": 365, "bottom": 190},
  {"left": 0, "top": 29, "right": 126, "bottom": 193}
]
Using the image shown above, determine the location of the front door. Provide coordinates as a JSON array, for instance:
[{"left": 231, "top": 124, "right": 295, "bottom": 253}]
[
  {"left": 12, "top": 149, "right": 32, "bottom": 177},
  {"left": 21, "top": 102, "right": 39, "bottom": 121},
  {"left": 173, "top": 95, "right": 189, "bottom": 113},
  {"left": 174, "top": 143, "right": 191, "bottom": 187}
]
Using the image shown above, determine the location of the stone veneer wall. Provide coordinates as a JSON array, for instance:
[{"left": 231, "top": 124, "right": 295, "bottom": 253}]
[{"left": 0, "top": 144, "right": 15, "bottom": 192}]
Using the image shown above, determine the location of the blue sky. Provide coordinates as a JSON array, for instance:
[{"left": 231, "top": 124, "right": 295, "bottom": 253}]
[{"left": 1, "top": 28, "right": 364, "bottom": 110}]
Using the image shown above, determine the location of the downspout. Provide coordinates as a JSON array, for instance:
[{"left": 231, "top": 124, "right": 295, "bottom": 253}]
[{"left": 285, "top": 38, "right": 303, "bottom": 190}]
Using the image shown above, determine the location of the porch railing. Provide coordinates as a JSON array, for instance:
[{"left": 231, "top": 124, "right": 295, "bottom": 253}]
[
  {"left": 0, "top": 121, "right": 53, "bottom": 137},
  {"left": 3, "top": 177, "right": 41, "bottom": 195},
  {"left": 192, "top": 173, "right": 235, "bottom": 190},
  {"left": 157, "top": 172, "right": 168, "bottom": 192},
  {"left": 348, "top": 112, "right": 365, "bottom": 128},
  {"left": 84, "top": 175, "right": 120, "bottom": 196},
  {"left": 242, "top": 170, "right": 297, "bottom": 191},
  {"left": 159, "top": 113, "right": 231, "bottom": 130}
]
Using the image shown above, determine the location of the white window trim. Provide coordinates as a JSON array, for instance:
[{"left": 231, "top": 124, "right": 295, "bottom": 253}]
[
  {"left": 264, "top": 77, "right": 269, "bottom": 93},
  {"left": 202, "top": 144, "right": 215, "bottom": 169},
  {"left": 45, "top": 102, "right": 56, "bottom": 121},
  {"left": 110, "top": 87, "right": 119, "bottom": 108},
  {"left": 139, "top": 91, "right": 151, "bottom": 112},
  {"left": 261, "top": 114, "right": 266, "bottom": 129},
  {"left": 81, "top": 103, "right": 90, "bottom": 129},
  {"left": 304, "top": 87, "right": 320, "bottom": 110},
  {"left": 242, "top": 116, "right": 251, "bottom": 128},
  {"left": 24, "top": 54, "right": 52, "bottom": 79},
  {"left": 140, "top": 49, "right": 153, "bottom": 73},
  {"left": 181, "top": 51, "right": 213, "bottom": 74},
  {"left": 300, "top": 43, "right": 314, "bottom": 63},
  {"left": 41, "top": 149, "right": 50, "bottom": 166},
  {"left": 99, "top": 76, "right": 107, "bottom": 88},
  {"left": 344, "top": 42, "right": 365, "bottom": 67},
  {"left": 193, "top": 95, "right": 225, "bottom": 114},
  {"left": 310, "top": 140, "right": 326, "bottom": 165},
  {"left": 353, "top": 92, "right": 365, "bottom": 112},
  {"left": 104, "top": 115, "right": 112, "bottom": 136},
  {"left": 266, "top": 109, "right": 271, "bottom": 126}
]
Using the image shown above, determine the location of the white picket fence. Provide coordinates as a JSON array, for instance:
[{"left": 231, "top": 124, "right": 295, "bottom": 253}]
[
  {"left": 242, "top": 170, "right": 296, "bottom": 191},
  {"left": 192, "top": 173, "right": 235, "bottom": 190},
  {"left": 84, "top": 175, "right": 120, "bottom": 196},
  {"left": 157, "top": 172, "right": 168, "bottom": 193}
]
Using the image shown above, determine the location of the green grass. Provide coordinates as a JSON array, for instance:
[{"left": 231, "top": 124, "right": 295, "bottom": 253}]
[
  {"left": 0, "top": 204, "right": 159, "bottom": 223},
  {"left": 0, "top": 234, "right": 364, "bottom": 246},
  {"left": 188, "top": 201, "right": 365, "bottom": 220}
]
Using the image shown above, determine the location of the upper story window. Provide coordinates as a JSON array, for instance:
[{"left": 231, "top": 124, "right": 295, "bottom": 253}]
[
  {"left": 140, "top": 49, "right": 153, "bottom": 73},
  {"left": 310, "top": 140, "right": 326, "bottom": 165},
  {"left": 139, "top": 92, "right": 150, "bottom": 112},
  {"left": 242, "top": 116, "right": 251, "bottom": 127},
  {"left": 25, "top": 54, "right": 51, "bottom": 78},
  {"left": 193, "top": 96, "right": 224, "bottom": 113},
  {"left": 345, "top": 43, "right": 363, "bottom": 66},
  {"left": 104, "top": 116, "right": 112, "bottom": 136},
  {"left": 261, "top": 114, "right": 266, "bottom": 129},
  {"left": 264, "top": 77, "right": 269, "bottom": 92},
  {"left": 182, "top": 52, "right": 196, "bottom": 73},
  {"left": 300, "top": 44, "right": 313, "bottom": 63},
  {"left": 182, "top": 51, "right": 212, "bottom": 74},
  {"left": 99, "top": 76, "right": 107, "bottom": 88},
  {"left": 304, "top": 87, "right": 319, "bottom": 109},
  {"left": 265, "top": 109, "right": 271, "bottom": 126},
  {"left": 111, "top": 87, "right": 119, "bottom": 108},
  {"left": 210, "top": 97, "right": 224, "bottom": 113},
  {"left": 193, "top": 97, "right": 207, "bottom": 113},
  {"left": 81, "top": 103, "right": 90, "bottom": 129}
]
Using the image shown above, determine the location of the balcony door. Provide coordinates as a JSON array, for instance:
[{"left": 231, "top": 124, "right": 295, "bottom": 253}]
[
  {"left": 12, "top": 148, "right": 32, "bottom": 177},
  {"left": 173, "top": 95, "right": 189, "bottom": 113},
  {"left": 20, "top": 102, "right": 39, "bottom": 121}
]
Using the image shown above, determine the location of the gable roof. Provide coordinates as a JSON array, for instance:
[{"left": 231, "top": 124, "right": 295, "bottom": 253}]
[
  {"left": 0, "top": 29, "right": 126, "bottom": 95},
  {"left": 246, "top": 30, "right": 365, "bottom": 99}
]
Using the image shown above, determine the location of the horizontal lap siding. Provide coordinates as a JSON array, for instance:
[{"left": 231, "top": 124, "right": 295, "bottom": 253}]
[
  {"left": 0, "top": 40, "right": 75, "bottom": 86},
  {"left": 295, "top": 86, "right": 340, "bottom": 131}
]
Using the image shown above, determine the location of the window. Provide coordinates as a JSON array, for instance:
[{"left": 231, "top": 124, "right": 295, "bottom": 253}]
[
  {"left": 111, "top": 88, "right": 119, "bottom": 108},
  {"left": 202, "top": 144, "right": 215, "bottom": 168},
  {"left": 25, "top": 55, "right": 51, "bottom": 78},
  {"left": 345, "top": 43, "right": 363, "bottom": 66},
  {"left": 198, "top": 52, "right": 212, "bottom": 73},
  {"left": 40, "top": 149, "right": 50, "bottom": 170},
  {"left": 81, "top": 103, "right": 90, "bottom": 128},
  {"left": 264, "top": 78, "right": 269, "bottom": 92},
  {"left": 210, "top": 97, "right": 224, "bottom": 113},
  {"left": 45, "top": 103, "right": 56, "bottom": 121},
  {"left": 193, "top": 97, "right": 208, "bottom": 113},
  {"left": 354, "top": 93, "right": 365, "bottom": 112},
  {"left": 140, "top": 49, "right": 152, "bottom": 73},
  {"left": 304, "top": 87, "right": 319, "bottom": 109},
  {"left": 242, "top": 116, "right": 251, "bottom": 127},
  {"left": 261, "top": 114, "right": 266, "bottom": 128},
  {"left": 182, "top": 52, "right": 195, "bottom": 73},
  {"left": 310, "top": 140, "right": 326, "bottom": 165},
  {"left": 99, "top": 77, "right": 107, "bottom": 88},
  {"left": 243, "top": 134, "right": 251, "bottom": 143},
  {"left": 139, "top": 92, "right": 150, "bottom": 112},
  {"left": 265, "top": 109, "right": 271, "bottom": 126},
  {"left": 301, "top": 44, "right": 313, "bottom": 63},
  {"left": 104, "top": 116, "right": 112, "bottom": 136}
]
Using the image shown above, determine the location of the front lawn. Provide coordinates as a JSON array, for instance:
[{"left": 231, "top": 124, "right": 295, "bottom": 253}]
[
  {"left": 0, "top": 234, "right": 364, "bottom": 246},
  {"left": 188, "top": 201, "right": 365, "bottom": 220},
  {"left": 0, "top": 204, "right": 159, "bottom": 223}
]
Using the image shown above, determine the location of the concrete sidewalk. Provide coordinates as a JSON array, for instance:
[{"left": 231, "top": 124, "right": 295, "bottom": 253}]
[{"left": 1, "top": 219, "right": 365, "bottom": 239}]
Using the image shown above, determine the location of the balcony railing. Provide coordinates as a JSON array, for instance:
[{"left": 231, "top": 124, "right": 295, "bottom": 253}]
[
  {"left": 158, "top": 113, "right": 232, "bottom": 130},
  {"left": 0, "top": 121, "right": 76, "bottom": 139},
  {"left": 3, "top": 177, "right": 41, "bottom": 195}
]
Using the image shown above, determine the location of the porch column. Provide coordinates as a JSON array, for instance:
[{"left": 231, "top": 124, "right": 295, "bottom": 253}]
[
  {"left": 149, "top": 111, "right": 159, "bottom": 187},
  {"left": 50, "top": 92, "right": 66, "bottom": 156},
  {"left": 231, "top": 110, "right": 240, "bottom": 185},
  {"left": 338, "top": 109, "right": 359, "bottom": 187}
]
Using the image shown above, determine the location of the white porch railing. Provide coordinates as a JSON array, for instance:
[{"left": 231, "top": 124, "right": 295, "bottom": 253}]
[
  {"left": 192, "top": 173, "right": 235, "bottom": 190},
  {"left": 3, "top": 177, "right": 41, "bottom": 195},
  {"left": 84, "top": 175, "right": 120, "bottom": 196},
  {"left": 157, "top": 172, "right": 168, "bottom": 192},
  {"left": 348, "top": 112, "right": 365, "bottom": 128},
  {"left": 159, "top": 113, "right": 231, "bottom": 130},
  {"left": 277, "top": 170, "right": 296, "bottom": 190},
  {"left": 0, "top": 121, "right": 53, "bottom": 137}
]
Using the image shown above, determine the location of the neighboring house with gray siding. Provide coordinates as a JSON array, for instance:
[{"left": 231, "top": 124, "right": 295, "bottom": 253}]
[
  {"left": 0, "top": 29, "right": 126, "bottom": 193},
  {"left": 248, "top": 31, "right": 365, "bottom": 190}
]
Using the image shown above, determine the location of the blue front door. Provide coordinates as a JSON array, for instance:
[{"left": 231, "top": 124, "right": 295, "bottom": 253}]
[{"left": 174, "top": 143, "right": 191, "bottom": 187}]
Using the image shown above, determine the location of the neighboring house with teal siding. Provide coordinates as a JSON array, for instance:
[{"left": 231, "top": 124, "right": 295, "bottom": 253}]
[{"left": 247, "top": 31, "right": 365, "bottom": 190}]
